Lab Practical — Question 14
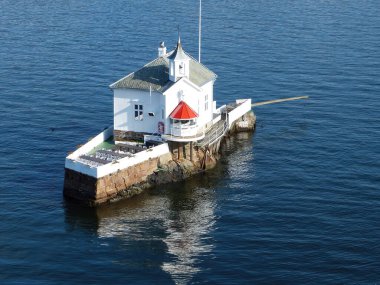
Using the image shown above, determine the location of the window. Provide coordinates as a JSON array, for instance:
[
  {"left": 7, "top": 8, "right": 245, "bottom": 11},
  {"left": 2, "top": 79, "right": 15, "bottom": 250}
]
[
  {"left": 170, "top": 62, "right": 174, "bottom": 76},
  {"left": 179, "top": 62, "right": 185, "bottom": 74},
  {"left": 205, "top": 94, "right": 209, "bottom": 111},
  {"left": 134, "top": 104, "right": 143, "bottom": 120},
  {"left": 178, "top": 90, "right": 184, "bottom": 101}
]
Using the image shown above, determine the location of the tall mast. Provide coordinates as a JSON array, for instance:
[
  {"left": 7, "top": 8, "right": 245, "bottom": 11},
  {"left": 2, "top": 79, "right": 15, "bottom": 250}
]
[{"left": 198, "top": 0, "right": 202, "bottom": 63}]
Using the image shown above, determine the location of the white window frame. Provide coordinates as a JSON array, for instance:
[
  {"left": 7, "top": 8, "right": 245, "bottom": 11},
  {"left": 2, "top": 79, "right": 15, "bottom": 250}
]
[
  {"left": 205, "top": 94, "right": 209, "bottom": 111},
  {"left": 170, "top": 62, "right": 174, "bottom": 76},
  {"left": 134, "top": 104, "right": 143, "bottom": 121}
]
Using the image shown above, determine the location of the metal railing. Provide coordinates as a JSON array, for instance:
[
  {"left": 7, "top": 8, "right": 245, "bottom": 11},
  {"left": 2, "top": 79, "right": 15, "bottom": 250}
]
[
  {"left": 170, "top": 123, "right": 199, "bottom": 137},
  {"left": 197, "top": 120, "right": 228, "bottom": 147}
]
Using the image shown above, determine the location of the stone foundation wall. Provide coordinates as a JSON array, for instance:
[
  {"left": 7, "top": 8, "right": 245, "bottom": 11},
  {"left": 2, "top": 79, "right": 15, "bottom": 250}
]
[
  {"left": 64, "top": 154, "right": 170, "bottom": 205},
  {"left": 114, "top": 130, "right": 148, "bottom": 142},
  {"left": 229, "top": 110, "right": 256, "bottom": 133}
]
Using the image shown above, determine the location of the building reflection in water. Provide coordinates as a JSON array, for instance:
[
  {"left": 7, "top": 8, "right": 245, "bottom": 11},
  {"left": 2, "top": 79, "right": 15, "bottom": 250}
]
[
  {"left": 63, "top": 170, "right": 221, "bottom": 284},
  {"left": 94, "top": 177, "right": 217, "bottom": 285},
  {"left": 160, "top": 188, "right": 215, "bottom": 284},
  {"left": 64, "top": 133, "right": 253, "bottom": 284}
]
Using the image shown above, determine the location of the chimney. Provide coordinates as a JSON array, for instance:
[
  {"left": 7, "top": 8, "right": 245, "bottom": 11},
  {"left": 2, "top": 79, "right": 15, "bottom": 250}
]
[{"left": 158, "top": 41, "right": 167, "bottom": 57}]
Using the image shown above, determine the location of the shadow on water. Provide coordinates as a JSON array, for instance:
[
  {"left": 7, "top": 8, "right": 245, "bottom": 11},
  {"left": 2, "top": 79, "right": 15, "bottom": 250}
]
[{"left": 63, "top": 132, "right": 255, "bottom": 284}]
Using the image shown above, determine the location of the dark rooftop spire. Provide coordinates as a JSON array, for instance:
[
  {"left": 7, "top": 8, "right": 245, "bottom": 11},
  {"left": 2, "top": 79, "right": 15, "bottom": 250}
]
[
  {"left": 177, "top": 25, "right": 181, "bottom": 44},
  {"left": 168, "top": 32, "right": 188, "bottom": 61}
]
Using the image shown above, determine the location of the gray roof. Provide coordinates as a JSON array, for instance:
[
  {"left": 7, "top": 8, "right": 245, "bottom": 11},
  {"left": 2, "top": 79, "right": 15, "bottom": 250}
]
[{"left": 110, "top": 50, "right": 217, "bottom": 92}]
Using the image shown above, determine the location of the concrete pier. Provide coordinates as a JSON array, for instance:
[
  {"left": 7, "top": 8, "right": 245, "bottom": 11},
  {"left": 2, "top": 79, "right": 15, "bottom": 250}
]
[{"left": 64, "top": 105, "right": 255, "bottom": 206}]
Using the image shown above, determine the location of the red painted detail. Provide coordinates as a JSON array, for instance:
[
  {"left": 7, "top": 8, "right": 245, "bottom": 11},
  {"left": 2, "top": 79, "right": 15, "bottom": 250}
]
[{"left": 169, "top": 101, "right": 198, "bottom": 120}]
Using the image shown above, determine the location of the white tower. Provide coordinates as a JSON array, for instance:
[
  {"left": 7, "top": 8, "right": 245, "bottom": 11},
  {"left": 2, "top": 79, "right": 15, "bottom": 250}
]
[{"left": 168, "top": 37, "right": 190, "bottom": 82}]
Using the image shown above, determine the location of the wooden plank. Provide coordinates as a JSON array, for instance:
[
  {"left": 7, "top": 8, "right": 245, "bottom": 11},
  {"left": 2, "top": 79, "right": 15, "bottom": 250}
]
[{"left": 252, "top": 96, "right": 309, "bottom": 107}]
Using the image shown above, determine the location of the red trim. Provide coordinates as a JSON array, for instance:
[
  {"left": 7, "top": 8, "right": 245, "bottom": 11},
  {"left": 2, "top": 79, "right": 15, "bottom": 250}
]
[{"left": 169, "top": 101, "right": 198, "bottom": 120}]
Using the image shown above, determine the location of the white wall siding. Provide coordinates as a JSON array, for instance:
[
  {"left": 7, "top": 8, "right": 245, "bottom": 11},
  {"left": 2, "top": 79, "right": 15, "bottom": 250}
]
[
  {"left": 66, "top": 142, "right": 170, "bottom": 178},
  {"left": 65, "top": 126, "right": 113, "bottom": 177},
  {"left": 200, "top": 80, "right": 214, "bottom": 125},
  {"left": 228, "top": 99, "right": 252, "bottom": 128},
  {"left": 65, "top": 127, "right": 171, "bottom": 178},
  {"left": 66, "top": 126, "right": 114, "bottom": 160},
  {"left": 96, "top": 143, "right": 170, "bottom": 178},
  {"left": 114, "top": 88, "right": 165, "bottom": 134},
  {"left": 165, "top": 78, "right": 213, "bottom": 131},
  {"left": 65, "top": 159, "right": 98, "bottom": 177}
]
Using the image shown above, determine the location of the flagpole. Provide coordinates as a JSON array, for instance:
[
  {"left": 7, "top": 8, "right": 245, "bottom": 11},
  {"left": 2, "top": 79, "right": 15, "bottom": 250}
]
[{"left": 199, "top": 0, "right": 202, "bottom": 63}]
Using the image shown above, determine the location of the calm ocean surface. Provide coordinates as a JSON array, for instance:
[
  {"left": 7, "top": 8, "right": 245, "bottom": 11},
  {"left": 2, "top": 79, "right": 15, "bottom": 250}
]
[{"left": 1, "top": 0, "right": 380, "bottom": 284}]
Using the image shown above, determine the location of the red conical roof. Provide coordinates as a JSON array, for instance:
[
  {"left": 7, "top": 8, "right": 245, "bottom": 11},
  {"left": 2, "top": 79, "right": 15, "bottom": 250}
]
[{"left": 170, "top": 101, "right": 198, "bottom": 120}]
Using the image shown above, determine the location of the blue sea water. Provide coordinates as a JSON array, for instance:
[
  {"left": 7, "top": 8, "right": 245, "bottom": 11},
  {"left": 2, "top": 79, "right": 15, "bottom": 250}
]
[{"left": 1, "top": 0, "right": 380, "bottom": 284}]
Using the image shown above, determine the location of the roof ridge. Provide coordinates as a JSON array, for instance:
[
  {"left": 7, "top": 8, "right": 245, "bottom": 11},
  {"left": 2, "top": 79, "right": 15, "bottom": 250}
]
[{"left": 109, "top": 50, "right": 217, "bottom": 91}]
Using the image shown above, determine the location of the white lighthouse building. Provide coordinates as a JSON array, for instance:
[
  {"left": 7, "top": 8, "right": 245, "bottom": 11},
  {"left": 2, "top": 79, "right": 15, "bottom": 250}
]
[
  {"left": 110, "top": 37, "right": 217, "bottom": 142},
  {"left": 64, "top": 34, "right": 254, "bottom": 205}
]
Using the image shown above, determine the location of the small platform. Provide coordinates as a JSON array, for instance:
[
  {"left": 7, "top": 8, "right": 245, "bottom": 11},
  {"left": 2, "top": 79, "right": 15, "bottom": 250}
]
[{"left": 161, "top": 132, "right": 205, "bottom": 142}]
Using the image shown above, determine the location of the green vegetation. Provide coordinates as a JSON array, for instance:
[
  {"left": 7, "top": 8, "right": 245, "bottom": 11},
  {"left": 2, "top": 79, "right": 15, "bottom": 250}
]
[{"left": 88, "top": 137, "right": 115, "bottom": 155}]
